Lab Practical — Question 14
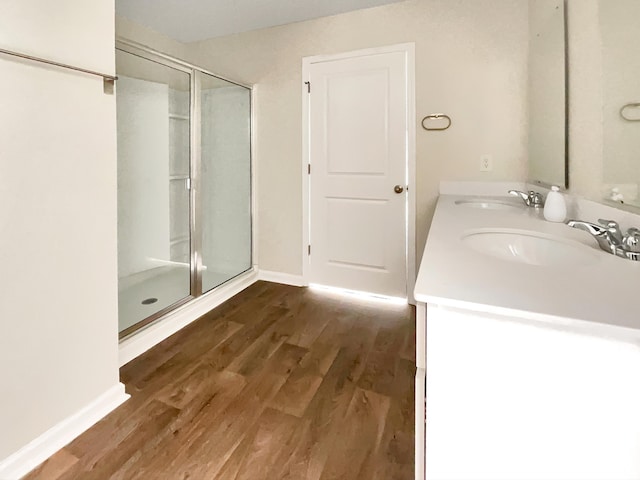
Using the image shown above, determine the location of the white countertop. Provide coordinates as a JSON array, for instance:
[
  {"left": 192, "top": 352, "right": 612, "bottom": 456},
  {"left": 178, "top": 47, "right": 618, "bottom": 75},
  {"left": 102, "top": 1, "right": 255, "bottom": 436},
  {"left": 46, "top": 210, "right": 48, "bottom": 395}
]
[{"left": 415, "top": 195, "right": 640, "bottom": 342}]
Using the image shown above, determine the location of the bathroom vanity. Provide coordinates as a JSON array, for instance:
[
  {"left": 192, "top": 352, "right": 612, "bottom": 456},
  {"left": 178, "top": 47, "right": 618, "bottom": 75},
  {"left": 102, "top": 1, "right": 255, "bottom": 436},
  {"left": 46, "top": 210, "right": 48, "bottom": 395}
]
[{"left": 414, "top": 192, "right": 640, "bottom": 480}]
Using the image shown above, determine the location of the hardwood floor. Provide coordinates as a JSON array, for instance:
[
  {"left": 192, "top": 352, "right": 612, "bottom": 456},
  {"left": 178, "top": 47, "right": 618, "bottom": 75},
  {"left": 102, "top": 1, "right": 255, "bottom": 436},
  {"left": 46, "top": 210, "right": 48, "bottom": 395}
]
[{"left": 25, "top": 281, "right": 415, "bottom": 479}]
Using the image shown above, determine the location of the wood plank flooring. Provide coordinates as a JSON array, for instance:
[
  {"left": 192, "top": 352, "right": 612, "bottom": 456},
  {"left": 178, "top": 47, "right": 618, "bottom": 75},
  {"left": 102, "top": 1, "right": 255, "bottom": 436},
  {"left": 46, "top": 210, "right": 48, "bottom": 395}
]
[{"left": 24, "top": 281, "right": 415, "bottom": 479}]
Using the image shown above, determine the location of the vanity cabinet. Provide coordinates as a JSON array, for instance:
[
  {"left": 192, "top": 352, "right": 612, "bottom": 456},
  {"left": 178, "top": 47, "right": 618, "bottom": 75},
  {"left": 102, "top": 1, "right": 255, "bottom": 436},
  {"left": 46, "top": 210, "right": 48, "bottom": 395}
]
[
  {"left": 415, "top": 304, "right": 426, "bottom": 480},
  {"left": 415, "top": 193, "right": 640, "bottom": 480},
  {"left": 416, "top": 302, "right": 640, "bottom": 480}
]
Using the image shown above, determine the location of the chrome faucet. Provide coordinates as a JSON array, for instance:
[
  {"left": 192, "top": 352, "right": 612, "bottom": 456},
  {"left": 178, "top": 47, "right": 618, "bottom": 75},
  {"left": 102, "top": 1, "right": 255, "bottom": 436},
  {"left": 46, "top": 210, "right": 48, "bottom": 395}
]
[
  {"left": 508, "top": 190, "right": 544, "bottom": 208},
  {"left": 566, "top": 218, "right": 640, "bottom": 261},
  {"left": 623, "top": 227, "right": 640, "bottom": 254},
  {"left": 565, "top": 219, "right": 620, "bottom": 254}
]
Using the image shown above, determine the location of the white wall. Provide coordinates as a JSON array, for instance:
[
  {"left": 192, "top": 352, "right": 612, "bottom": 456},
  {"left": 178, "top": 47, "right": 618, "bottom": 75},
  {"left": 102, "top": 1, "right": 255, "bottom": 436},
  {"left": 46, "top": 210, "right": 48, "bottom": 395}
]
[
  {"left": 0, "top": 0, "right": 121, "bottom": 463},
  {"left": 189, "top": 0, "right": 530, "bottom": 275}
]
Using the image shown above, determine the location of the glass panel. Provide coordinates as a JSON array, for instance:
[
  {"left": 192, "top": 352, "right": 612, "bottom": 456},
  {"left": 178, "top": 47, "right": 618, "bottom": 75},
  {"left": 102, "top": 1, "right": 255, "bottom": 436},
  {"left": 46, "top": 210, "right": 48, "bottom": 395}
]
[
  {"left": 116, "top": 49, "right": 192, "bottom": 334},
  {"left": 200, "top": 73, "right": 252, "bottom": 293}
]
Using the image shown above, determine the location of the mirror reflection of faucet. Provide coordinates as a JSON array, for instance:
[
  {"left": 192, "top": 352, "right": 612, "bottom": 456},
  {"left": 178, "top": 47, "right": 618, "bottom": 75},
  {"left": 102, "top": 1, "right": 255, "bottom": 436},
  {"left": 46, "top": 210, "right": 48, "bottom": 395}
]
[
  {"left": 508, "top": 190, "right": 545, "bottom": 208},
  {"left": 566, "top": 218, "right": 640, "bottom": 261},
  {"left": 610, "top": 187, "right": 625, "bottom": 203}
]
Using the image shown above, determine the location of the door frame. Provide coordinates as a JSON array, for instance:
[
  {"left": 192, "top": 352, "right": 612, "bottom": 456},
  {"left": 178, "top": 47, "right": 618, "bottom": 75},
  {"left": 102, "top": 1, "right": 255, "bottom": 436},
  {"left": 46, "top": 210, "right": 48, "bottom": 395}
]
[{"left": 301, "top": 43, "right": 416, "bottom": 304}]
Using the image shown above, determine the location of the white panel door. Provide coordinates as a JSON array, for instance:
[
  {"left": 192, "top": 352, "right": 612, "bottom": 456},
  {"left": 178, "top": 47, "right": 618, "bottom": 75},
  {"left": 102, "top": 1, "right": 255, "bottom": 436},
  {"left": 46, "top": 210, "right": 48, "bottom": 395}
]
[{"left": 307, "top": 50, "right": 408, "bottom": 298}]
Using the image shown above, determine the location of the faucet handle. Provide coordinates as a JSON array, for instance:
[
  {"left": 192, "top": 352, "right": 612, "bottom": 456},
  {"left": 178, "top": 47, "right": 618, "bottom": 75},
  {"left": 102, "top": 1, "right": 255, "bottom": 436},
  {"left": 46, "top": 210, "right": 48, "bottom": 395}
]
[
  {"left": 598, "top": 218, "right": 619, "bottom": 228},
  {"left": 529, "top": 191, "right": 544, "bottom": 208},
  {"left": 623, "top": 227, "right": 640, "bottom": 253},
  {"left": 597, "top": 219, "right": 623, "bottom": 244}
]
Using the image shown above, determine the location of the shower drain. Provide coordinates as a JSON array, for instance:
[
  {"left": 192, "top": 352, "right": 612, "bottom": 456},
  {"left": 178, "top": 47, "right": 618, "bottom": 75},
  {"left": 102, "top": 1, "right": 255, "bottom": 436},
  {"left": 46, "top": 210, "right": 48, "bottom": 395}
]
[{"left": 141, "top": 297, "right": 158, "bottom": 305}]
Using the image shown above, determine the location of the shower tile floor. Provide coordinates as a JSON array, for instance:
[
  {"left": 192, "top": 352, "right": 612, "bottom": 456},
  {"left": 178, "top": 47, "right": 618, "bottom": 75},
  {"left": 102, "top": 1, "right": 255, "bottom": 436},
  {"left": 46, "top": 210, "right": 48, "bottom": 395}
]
[{"left": 118, "top": 265, "right": 235, "bottom": 333}]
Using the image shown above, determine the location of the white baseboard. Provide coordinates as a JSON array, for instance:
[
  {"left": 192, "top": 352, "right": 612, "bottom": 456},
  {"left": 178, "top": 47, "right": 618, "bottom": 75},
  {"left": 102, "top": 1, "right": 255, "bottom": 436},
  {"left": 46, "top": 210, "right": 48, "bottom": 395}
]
[
  {"left": 119, "top": 267, "right": 259, "bottom": 366},
  {"left": 258, "top": 270, "right": 305, "bottom": 287},
  {"left": 0, "top": 383, "right": 129, "bottom": 480}
]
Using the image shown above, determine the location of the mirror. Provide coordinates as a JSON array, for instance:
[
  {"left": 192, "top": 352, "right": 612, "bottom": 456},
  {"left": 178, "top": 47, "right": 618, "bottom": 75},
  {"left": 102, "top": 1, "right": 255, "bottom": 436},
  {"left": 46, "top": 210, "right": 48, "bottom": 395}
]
[
  {"left": 599, "top": 0, "right": 640, "bottom": 208},
  {"left": 527, "top": 0, "right": 568, "bottom": 188}
]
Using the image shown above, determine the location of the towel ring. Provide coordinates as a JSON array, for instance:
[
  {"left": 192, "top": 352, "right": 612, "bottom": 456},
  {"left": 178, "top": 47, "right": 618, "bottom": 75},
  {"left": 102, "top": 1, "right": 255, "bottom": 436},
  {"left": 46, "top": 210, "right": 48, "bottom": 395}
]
[
  {"left": 620, "top": 103, "right": 640, "bottom": 122},
  {"left": 421, "top": 113, "right": 451, "bottom": 131}
]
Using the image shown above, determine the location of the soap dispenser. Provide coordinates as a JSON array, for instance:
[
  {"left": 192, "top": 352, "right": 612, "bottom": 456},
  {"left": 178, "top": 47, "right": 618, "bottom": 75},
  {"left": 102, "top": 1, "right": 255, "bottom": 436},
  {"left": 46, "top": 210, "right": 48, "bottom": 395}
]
[{"left": 543, "top": 186, "right": 567, "bottom": 222}]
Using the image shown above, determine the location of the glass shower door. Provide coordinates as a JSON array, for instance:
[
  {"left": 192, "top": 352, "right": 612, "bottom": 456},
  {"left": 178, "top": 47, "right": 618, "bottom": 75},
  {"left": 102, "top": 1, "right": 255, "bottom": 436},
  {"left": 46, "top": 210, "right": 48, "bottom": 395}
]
[
  {"left": 199, "top": 72, "right": 252, "bottom": 293},
  {"left": 116, "top": 49, "right": 192, "bottom": 336}
]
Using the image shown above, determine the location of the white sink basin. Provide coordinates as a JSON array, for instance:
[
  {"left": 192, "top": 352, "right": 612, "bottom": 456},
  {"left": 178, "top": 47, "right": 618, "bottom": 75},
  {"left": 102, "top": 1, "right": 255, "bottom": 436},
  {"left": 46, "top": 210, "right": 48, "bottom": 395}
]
[
  {"left": 455, "top": 199, "right": 523, "bottom": 211},
  {"left": 461, "top": 229, "right": 600, "bottom": 267}
]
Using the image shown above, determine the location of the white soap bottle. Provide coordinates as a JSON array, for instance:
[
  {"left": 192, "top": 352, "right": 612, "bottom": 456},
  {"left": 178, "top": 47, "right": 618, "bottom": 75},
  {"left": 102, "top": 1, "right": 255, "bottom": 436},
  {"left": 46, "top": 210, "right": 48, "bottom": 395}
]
[{"left": 543, "top": 186, "right": 567, "bottom": 222}]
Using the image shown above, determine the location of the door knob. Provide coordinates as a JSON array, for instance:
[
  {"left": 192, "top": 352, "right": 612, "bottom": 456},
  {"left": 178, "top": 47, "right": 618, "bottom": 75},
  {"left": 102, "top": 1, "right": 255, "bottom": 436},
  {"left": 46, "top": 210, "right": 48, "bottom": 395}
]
[{"left": 394, "top": 185, "right": 404, "bottom": 194}]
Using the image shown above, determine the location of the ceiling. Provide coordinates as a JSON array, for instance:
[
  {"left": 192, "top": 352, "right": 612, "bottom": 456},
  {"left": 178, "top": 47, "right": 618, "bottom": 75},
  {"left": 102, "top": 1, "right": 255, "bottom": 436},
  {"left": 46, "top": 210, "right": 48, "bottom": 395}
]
[{"left": 116, "top": 0, "right": 406, "bottom": 43}]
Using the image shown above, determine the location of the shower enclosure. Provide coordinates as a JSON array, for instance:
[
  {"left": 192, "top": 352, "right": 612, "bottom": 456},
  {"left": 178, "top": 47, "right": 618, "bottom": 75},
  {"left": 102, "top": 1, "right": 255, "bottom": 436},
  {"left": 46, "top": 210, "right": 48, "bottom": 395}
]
[{"left": 115, "top": 41, "right": 252, "bottom": 337}]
